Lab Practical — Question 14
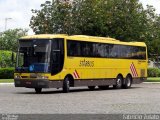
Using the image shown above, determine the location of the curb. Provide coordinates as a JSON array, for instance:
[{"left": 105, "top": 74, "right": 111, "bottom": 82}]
[
  {"left": 143, "top": 82, "right": 160, "bottom": 84},
  {"left": 0, "top": 82, "right": 160, "bottom": 85},
  {"left": 0, "top": 83, "right": 14, "bottom": 85}
]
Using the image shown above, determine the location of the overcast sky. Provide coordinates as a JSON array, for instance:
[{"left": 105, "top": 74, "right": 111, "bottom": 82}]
[{"left": 0, "top": 0, "right": 160, "bottom": 35}]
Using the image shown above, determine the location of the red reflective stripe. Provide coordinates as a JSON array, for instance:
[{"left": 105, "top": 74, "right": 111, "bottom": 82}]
[
  {"left": 130, "top": 63, "right": 136, "bottom": 77},
  {"left": 132, "top": 63, "right": 136, "bottom": 77},
  {"left": 73, "top": 72, "right": 77, "bottom": 78},
  {"left": 130, "top": 63, "right": 138, "bottom": 77},
  {"left": 130, "top": 63, "right": 135, "bottom": 77},
  {"left": 75, "top": 70, "right": 80, "bottom": 78},
  {"left": 132, "top": 63, "right": 138, "bottom": 77},
  {"left": 73, "top": 70, "right": 80, "bottom": 79},
  {"left": 130, "top": 63, "right": 133, "bottom": 76}
]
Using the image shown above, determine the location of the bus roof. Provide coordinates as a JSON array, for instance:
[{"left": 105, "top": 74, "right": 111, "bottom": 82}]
[
  {"left": 20, "top": 34, "right": 146, "bottom": 47},
  {"left": 20, "top": 34, "right": 68, "bottom": 39},
  {"left": 68, "top": 35, "right": 146, "bottom": 47}
]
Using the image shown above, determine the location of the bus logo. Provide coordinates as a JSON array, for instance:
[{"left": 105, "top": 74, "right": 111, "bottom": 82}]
[
  {"left": 73, "top": 70, "right": 80, "bottom": 79},
  {"left": 130, "top": 62, "right": 138, "bottom": 77}
]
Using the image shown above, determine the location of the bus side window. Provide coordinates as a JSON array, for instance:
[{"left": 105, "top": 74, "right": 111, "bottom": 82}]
[
  {"left": 109, "top": 44, "right": 118, "bottom": 58},
  {"left": 85, "top": 42, "right": 93, "bottom": 57},
  {"left": 67, "top": 41, "right": 81, "bottom": 56},
  {"left": 104, "top": 44, "right": 109, "bottom": 58}
]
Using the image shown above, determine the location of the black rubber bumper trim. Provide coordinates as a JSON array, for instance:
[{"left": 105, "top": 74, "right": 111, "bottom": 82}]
[{"left": 14, "top": 79, "right": 50, "bottom": 88}]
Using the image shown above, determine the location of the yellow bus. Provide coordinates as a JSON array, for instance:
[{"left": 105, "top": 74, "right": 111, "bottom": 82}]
[{"left": 14, "top": 34, "right": 148, "bottom": 93}]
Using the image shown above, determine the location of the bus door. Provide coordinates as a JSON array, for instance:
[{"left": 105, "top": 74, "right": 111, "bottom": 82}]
[{"left": 51, "top": 38, "right": 64, "bottom": 75}]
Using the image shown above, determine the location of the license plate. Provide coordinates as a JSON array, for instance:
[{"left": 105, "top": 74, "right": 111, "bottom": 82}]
[{"left": 26, "top": 82, "right": 32, "bottom": 85}]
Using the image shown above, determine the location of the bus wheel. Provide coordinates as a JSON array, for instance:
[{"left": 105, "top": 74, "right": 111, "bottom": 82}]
[
  {"left": 123, "top": 75, "right": 132, "bottom": 89},
  {"left": 35, "top": 88, "right": 42, "bottom": 93},
  {"left": 88, "top": 86, "right": 95, "bottom": 90},
  {"left": 98, "top": 85, "right": 109, "bottom": 90},
  {"left": 113, "top": 75, "right": 123, "bottom": 89},
  {"left": 63, "top": 77, "right": 70, "bottom": 93}
]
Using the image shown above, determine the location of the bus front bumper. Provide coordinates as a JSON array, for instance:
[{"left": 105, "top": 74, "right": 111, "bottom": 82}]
[{"left": 14, "top": 79, "right": 63, "bottom": 88}]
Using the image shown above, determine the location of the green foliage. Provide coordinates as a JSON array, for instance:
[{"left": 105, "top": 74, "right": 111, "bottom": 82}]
[
  {"left": 147, "top": 68, "right": 160, "bottom": 77},
  {"left": 30, "top": 0, "right": 160, "bottom": 60},
  {"left": 0, "top": 50, "right": 16, "bottom": 68},
  {"left": 0, "top": 29, "right": 28, "bottom": 52},
  {"left": 147, "top": 77, "right": 160, "bottom": 82},
  {"left": 0, "top": 79, "right": 14, "bottom": 83},
  {"left": 148, "top": 16, "right": 160, "bottom": 59},
  {"left": 30, "top": 0, "right": 74, "bottom": 34},
  {"left": 0, "top": 68, "right": 14, "bottom": 79}
]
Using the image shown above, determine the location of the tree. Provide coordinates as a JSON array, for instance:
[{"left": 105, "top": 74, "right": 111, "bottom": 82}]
[
  {"left": 30, "top": 0, "right": 152, "bottom": 39},
  {"left": 0, "top": 50, "right": 15, "bottom": 68},
  {"left": 30, "top": 0, "right": 73, "bottom": 34},
  {"left": 0, "top": 28, "right": 28, "bottom": 52},
  {"left": 30, "top": 0, "right": 160, "bottom": 59},
  {"left": 149, "top": 15, "right": 160, "bottom": 60}
]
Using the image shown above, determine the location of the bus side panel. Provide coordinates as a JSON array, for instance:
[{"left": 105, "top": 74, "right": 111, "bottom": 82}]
[{"left": 65, "top": 57, "right": 147, "bottom": 83}]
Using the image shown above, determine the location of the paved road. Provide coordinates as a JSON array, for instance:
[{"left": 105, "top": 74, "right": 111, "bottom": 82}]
[{"left": 0, "top": 83, "right": 160, "bottom": 114}]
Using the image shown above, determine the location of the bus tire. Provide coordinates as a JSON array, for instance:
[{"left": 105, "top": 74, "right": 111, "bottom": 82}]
[
  {"left": 113, "top": 75, "right": 123, "bottom": 89},
  {"left": 98, "top": 85, "right": 109, "bottom": 90},
  {"left": 63, "top": 77, "right": 70, "bottom": 93},
  {"left": 35, "top": 88, "right": 42, "bottom": 93},
  {"left": 123, "top": 75, "right": 132, "bottom": 89},
  {"left": 88, "top": 86, "right": 95, "bottom": 90}
]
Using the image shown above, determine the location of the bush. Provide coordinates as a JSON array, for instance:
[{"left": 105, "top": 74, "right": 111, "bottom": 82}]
[
  {"left": 0, "top": 68, "right": 14, "bottom": 79},
  {"left": 148, "top": 68, "right": 160, "bottom": 77},
  {"left": 0, "top": 50, "right": 16, "bottom": 68}
]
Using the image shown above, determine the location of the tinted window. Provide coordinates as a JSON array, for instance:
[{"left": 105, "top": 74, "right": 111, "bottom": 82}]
[
  {"left": 51, "top": 38, "right": 64, "bottom": 75},
  {"left": 67, "top": 41, "right": 81, "bottom": 56},
  {"left": 67, "top": 40, "right": 146, "bottom": 60},
  {"left": 81, "top": 42, "right": 93, "bottom": 57}
]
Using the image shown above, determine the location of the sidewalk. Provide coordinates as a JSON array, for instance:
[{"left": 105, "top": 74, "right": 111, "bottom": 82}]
[{"left": 0, "top": 83, "right": 14, "bottom": 85}]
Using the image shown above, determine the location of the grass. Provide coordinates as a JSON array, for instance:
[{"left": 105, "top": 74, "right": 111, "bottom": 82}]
[
  {"left": 146, "top": 77, "right": 160, "bottom": 82},
  {"left": 0, "top": 79, "right": 14, "bottom": 83},
  {"left": 0, "top": 77, "right": 160, "bottom": 83}
]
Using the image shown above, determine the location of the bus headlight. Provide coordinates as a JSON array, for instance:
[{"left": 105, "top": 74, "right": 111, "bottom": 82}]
[
  {"left": 14, "top": 75, "right": 20, "bottom": 79},
  {"left": 36, "top": 74, "right": 49, "bottom": 79},
  {"left": 40, "top": 76, "right": 48, "bottom": 79},
  {"left": 37, "top": 76, "right": 48, "bottom": 79}
]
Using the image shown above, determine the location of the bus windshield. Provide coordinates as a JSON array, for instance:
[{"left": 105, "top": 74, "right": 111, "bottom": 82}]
[{"left": 16, "top": 39, "right": 51, "bottom": 73}]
